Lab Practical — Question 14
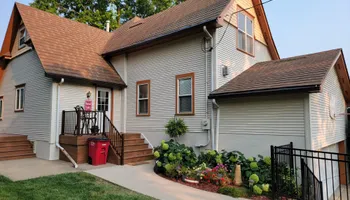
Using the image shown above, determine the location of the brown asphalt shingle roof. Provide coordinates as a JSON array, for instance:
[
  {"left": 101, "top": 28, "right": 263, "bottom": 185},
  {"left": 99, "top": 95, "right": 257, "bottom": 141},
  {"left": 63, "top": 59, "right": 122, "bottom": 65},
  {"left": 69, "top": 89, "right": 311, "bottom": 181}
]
[
  {"left": 209, "top": 49, "right": 343, "bottom": 98},
  {"left": 15, "top": 3, "right": 125, "bottom": 87},
  {"left": 103, "top": 0, "right": 230, "bottom": 55}
]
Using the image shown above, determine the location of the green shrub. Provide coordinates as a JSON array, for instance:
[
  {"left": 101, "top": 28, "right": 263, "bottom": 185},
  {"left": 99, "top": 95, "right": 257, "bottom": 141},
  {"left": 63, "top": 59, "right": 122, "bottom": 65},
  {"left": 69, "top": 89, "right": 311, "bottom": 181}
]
[
  {"left": 198, "top": 150, "right": 222, "bottom": 168},
  {"left": 253, "top": 185, "right": 263, "bottom": 195},
  {"left": 218, "top": 186, "right": 249, "bottom": 198},
  {"left": 165, "top": 118, "right": 188, "bottom": 138},
  {"left": 249, "top": 174, "right": 259, "bottom": 184},
  {"left": 262, "top": 184, "right": 269, "bottom": 192},
  {"left": 153, "top": 140, "right": 197, "bottom": 178}
]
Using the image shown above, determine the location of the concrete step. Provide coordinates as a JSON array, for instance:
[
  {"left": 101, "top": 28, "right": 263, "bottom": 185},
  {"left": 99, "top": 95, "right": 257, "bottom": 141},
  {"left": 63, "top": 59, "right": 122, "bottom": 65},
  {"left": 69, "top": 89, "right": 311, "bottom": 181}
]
[
  {"left": 0, "top": 153, "right": 35, "bottom": 161},
  {"left": 124, "top": 154, "right": 154, "bottom": 164},
  {"left": 124, "top": 149, "right": 153, "bottom": 158}
]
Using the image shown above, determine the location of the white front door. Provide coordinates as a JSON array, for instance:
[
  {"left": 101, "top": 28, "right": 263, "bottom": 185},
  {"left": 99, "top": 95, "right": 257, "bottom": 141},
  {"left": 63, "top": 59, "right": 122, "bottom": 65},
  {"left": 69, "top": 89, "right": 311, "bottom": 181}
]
[{"left": 96, "top": 88, "right": 111, "bottom": 119}]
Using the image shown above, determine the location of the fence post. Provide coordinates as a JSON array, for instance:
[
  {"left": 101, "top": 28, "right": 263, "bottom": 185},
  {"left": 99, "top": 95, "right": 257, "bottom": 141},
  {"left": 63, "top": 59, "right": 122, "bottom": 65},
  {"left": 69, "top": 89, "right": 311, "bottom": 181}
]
[
  {"left": 271, "top": 145, "right": 276, "bottom": 199},
  {"left": 289, "top": 142, "right": 294, "bottom": 170},
  {"left": 61, "top": 110, "right": 65, "bottom": 135},
  {"left": 121, "top": 134, "right": 124, "bottom": 165},
  {"left": 301, "top": 158, "right": 305, "bottom": 200},
  {"left": 102, "top": 110, "right": 106, "bottom": 135}
]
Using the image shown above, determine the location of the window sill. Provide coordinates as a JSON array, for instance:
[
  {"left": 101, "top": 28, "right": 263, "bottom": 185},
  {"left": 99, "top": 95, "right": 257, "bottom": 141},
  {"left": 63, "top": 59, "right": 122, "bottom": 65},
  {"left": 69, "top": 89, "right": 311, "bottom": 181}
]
[
  {"left": 14, "top": 110, "right": 24, "bottom": 113},
  {"left": 236, "top": 48, "right": 255, "bottom": 57},
  {"left": 175, "top": 112, "right": 195, "bottom": 116},
  {"left": 136, "top": 114, "right": 150, "bottom": 117}
]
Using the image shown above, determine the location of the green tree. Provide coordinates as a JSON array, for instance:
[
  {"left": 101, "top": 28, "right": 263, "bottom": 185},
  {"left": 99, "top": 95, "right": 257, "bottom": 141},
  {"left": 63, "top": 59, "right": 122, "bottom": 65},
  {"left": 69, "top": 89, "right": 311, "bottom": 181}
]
[{"left": 30, "top": 0, "right": 186, "bottom": 31}]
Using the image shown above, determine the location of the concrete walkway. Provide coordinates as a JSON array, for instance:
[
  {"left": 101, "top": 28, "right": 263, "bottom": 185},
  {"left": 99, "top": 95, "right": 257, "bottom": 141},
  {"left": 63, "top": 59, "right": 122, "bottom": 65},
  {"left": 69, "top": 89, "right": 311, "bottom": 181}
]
[
  {"left": 0, "top": 158, "right": 114, "bottom": 181},
  {"left": 87, "top": 163, "right": 244, "bottom": 200}
]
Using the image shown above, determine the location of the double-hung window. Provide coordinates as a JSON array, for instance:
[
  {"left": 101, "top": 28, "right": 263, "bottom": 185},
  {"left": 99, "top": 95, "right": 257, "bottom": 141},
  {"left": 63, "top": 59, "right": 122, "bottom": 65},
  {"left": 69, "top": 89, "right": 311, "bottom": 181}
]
[
  {"left": 0, "top": 97, "right": 3, "bottom": 120},
  {"left": 19, "top": 26, "right": 27, "bottom": 49},
  {"left": 237, "top": 10, "right": 254, "bottom": 55},
  {"left": 15, "top": 85, "right": 25, "bottom": 112},
  {"left": 136, "top": 80, "right": 150, "bottom": 116},
  {"left": 176, "top": 73, "right": 195, "bottom": 115}
]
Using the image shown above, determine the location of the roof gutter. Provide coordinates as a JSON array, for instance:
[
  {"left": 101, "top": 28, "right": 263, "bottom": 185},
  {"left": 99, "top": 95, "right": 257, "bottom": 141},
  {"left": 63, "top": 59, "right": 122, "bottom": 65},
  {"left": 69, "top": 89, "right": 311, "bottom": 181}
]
[{"left": 209, "top": 85, "right": 321, "bottom": 99}]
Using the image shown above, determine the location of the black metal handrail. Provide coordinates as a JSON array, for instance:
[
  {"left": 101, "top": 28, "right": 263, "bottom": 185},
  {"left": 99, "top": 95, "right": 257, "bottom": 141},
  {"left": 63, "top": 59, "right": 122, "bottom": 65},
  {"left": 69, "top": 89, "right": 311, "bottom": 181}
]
[
  {"left": 102, "top": 113, "right": 124, "bottom": 165},
  {"left": 301, "top": 158, "right": 323, "bottom": 200},
  {"left": 61, "top": 110, "right": 104, "bottom": 135}
]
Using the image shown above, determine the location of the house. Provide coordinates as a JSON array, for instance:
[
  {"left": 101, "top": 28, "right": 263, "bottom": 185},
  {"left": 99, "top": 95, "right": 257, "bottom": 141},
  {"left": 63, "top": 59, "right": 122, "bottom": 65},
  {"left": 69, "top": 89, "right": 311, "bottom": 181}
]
[{"left": 0, "top": 0, "right": 349, "bottom": 168}]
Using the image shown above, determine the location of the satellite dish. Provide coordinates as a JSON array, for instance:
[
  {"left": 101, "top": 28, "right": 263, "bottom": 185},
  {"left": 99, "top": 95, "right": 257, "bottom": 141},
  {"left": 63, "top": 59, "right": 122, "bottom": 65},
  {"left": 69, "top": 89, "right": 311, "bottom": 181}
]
[{"left": 329, "top": 96, "right": 336, "bottom": 120}]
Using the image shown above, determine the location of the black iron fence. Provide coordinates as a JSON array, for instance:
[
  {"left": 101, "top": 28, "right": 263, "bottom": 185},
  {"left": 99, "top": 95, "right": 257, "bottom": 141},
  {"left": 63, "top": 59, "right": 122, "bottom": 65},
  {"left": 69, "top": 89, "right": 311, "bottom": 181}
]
[
  {"left": 271, "top": 142, "right": 350, "bottom": 200},
  {"left": 301, "top": 158, "right": 323, "bottom": 200},
  {"left": 61, "top": 110, "right": 105, "bottom": 135}
]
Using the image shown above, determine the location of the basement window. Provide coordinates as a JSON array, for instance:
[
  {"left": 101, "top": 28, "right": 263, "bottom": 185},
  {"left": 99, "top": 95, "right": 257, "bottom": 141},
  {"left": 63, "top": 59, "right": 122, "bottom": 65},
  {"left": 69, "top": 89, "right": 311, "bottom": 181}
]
[
  {"left": 136, "top": 80, "right": 150, "bottom": 116},
  {"left": 19, "top": 27, "right": 27, "bottom": 49},
  {"left": 15, "top": 85, "right": 25, "bottom": 112},
  {"left": 237, "top": 10, "right": 254, "bottom": 55}
]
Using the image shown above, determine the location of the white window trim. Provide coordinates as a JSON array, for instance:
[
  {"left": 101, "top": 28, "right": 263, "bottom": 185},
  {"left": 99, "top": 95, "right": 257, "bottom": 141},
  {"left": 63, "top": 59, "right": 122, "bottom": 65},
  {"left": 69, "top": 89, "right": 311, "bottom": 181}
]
[
  {"left": 237, "top": 11, "right": 254, "bottom": 55},
  {"left": 15, "top": 86, "right": 25, "bottom": 112},
  {"left": 18, "top": 26, "right": 27, "bottom": 49},
  {"left": 176, "top": 73, "right": 195, "bottom": 115},
  {"left": 0, "top": 97, "right": 3, "bottom": 120},
  {"left": 136, "top": 80, "right": 150, "bottom": 116}
]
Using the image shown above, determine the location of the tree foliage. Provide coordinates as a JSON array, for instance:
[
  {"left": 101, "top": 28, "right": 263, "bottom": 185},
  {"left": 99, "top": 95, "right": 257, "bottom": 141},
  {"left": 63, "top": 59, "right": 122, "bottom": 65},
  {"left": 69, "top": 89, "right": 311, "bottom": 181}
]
[{"left": 30, "top": 0, "right": 186, "bottom": 31}]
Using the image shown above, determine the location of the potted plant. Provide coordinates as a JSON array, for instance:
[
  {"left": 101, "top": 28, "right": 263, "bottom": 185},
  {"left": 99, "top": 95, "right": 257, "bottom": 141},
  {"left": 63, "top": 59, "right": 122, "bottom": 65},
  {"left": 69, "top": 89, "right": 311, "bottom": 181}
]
[{"left": 165, "top": 117, "right": 188, "bottom": 140}]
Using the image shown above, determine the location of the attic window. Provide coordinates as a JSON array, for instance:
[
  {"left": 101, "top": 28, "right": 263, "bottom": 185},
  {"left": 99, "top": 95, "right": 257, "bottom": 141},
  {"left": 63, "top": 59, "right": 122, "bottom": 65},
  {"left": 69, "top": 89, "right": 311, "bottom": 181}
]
[
  {"left": 19, "top": 26, "right": 27, "bottom": 49},
  {"left": 237, "top": 10, "right": 254, "bottom": 55}
]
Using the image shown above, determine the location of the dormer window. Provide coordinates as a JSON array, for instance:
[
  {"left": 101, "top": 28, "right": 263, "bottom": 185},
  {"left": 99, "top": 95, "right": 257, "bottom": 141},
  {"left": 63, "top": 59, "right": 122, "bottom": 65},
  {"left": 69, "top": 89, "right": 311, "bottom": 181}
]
[
  {"left": 19, "top": 26, "right": 27, "bottom": 49},
  {"left": 237, "top": 10, "right": 254, "bottom": 56}
]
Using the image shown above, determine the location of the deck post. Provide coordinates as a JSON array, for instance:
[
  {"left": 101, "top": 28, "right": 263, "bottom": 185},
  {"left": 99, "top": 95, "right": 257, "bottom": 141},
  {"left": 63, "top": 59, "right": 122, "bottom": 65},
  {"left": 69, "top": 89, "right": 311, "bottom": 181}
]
[
  {"left": 102, "top": 110, "right": 106, "bottom": 135},
  {"left": 61, "top": 110, "right": 65, "bottom": 135}
]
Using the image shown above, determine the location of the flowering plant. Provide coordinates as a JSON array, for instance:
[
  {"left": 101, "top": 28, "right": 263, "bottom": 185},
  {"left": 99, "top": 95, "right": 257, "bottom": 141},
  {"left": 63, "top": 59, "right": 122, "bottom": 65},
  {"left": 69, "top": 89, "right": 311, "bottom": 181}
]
[{"left": 202, "top": 164, "right": 230, "bottom": 186}]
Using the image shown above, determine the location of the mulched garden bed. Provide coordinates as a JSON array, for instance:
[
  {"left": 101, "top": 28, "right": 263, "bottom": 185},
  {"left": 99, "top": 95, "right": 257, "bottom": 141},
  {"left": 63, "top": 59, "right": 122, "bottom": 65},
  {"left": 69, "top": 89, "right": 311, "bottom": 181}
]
[
  {"left": 158, "top": 173, "right": 271, "bottom": 200},
  {"left": 159, "top": 174, "right": 220, "bottom": 193}
]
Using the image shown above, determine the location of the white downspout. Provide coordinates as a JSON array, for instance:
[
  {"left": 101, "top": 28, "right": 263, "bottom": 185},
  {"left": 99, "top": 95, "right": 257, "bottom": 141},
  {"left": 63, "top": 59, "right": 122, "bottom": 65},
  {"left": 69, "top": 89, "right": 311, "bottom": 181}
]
[
  {"left": 195, "top": 26, "right": 211, "bottom": 148},
  {"left": 203, "top": 26, "right": 217, "bottom": 150},
  {"left": 56, "top": 78, "right": 78, "bottom": 168},
  {"left": 212, "top": 99, "right": 220, "bottom": 151}
]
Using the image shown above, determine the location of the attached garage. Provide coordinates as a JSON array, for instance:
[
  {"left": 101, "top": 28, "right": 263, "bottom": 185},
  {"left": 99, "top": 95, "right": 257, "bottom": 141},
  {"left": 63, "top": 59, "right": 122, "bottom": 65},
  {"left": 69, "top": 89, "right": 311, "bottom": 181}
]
[{"left": 209, "top": 49, "right": 350, "bottom": 157}]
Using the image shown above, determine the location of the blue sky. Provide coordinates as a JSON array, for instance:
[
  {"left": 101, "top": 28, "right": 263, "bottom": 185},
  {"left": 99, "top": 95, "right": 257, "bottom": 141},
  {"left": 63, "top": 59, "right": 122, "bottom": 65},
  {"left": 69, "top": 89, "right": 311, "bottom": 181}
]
[{"left": 0, "top": 0, "right": 349, "bottom": 66}]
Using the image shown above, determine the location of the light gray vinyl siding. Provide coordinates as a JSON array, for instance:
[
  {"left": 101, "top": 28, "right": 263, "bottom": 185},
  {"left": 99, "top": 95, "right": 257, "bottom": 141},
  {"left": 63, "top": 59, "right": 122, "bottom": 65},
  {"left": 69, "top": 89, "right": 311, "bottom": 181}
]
[
  {"left": 309, "top": 66, "right": 347, "bottom": 150},
  {"left": 0, "top": 50, "right": 52, "bottom": 141},
  {"left": 54, "top": 83, "right": 96, "bottom": 136},
  {"left": 216, "top": 23, "right": 272, "bottom": 89},
  {"left": 218, "top": 94, "right": 306, "bottom": 156},
  {"left": 112, "top": 33, "right": 212, "bottom": 149}
]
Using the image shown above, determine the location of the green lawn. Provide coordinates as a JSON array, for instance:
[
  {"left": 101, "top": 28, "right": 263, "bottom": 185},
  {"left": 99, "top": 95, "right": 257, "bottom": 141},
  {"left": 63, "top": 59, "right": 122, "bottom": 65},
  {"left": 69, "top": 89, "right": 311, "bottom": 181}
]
[{"left": 0, "top": 172, "right": 156, "bottom": 200}]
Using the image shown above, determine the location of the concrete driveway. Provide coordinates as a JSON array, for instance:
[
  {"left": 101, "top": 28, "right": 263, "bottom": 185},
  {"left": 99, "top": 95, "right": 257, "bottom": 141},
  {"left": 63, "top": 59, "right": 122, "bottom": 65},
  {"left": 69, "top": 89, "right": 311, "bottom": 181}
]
[
  {"left": 0, "top": 158, "right": 114, "bottom": 181},
  {"left": 87, "top": 162, "right": 244, "bottom": 200}
]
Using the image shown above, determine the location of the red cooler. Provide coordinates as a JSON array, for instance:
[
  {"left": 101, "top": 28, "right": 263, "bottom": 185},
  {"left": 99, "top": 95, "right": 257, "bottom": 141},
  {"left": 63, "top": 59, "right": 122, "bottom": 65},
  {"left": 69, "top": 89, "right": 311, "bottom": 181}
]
[{"left": 88, "top": 138, "right": 110, "bottom": 166}]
